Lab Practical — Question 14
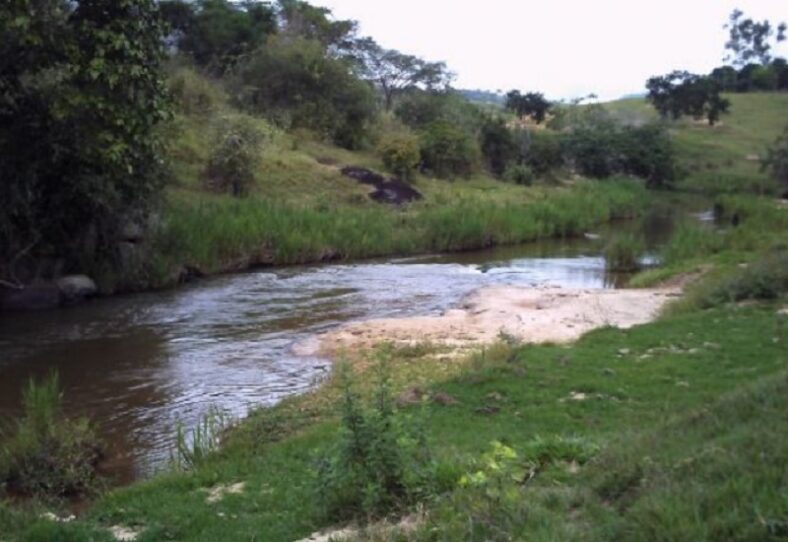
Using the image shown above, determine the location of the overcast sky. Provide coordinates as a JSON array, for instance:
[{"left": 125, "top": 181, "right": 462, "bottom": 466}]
[{"left": 311, "top": 0, "right": 788, "bottom": 101}]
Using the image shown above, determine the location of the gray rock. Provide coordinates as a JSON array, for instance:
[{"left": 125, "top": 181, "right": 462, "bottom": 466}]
[
  {"left": 1, "top": 284, "right": 62, "bottom": 311},
  {"left": 56, "top": 275, "right": 97, "bottom": 302}
]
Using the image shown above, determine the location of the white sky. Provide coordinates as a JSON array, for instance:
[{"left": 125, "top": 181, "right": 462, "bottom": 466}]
[{"left": 311, "top": 0, "right": 788, "bottom": 101}]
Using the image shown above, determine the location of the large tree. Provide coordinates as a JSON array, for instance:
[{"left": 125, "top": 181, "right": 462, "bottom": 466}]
[
  {"left": 724, "top": 9, "right": 786, "bottom": 67},
  {"left": 505, "top": 91, "right": 552, "bottom": 124},
  {"left": 352, "top": 38, "right": 453, "bottom": 111},
  {"left": 646, "top": 71, "right": 730, "bottom": 125},
  {"left": 0, "top": 0, "right": 170, "bottom": 285}
]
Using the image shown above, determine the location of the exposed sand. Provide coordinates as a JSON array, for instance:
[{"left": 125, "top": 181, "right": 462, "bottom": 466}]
[{"left": 318, "top": 285, "right": 681, "bottom": 356}]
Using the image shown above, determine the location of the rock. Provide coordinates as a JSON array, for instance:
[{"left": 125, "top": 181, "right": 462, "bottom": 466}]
[
  {"left": 474, "top": 405, "right": 500, "bottom": 415},
  {"left": 1, "top": 284, "right": 62, "bottom": 311},
  {"left": 56, "top": 275, "right": 97, "bottom": 303}
]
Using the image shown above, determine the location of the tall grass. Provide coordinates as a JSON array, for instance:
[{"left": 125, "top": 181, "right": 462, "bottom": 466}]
[
  {"left": 143, "top": 179, "right": 647, "bottom": 288},
  {"left": 0, "top": 373, "right": 102, "bottom": 499},
  {"left": 604, "top": 233, "right": 645, "bottom": 271}
]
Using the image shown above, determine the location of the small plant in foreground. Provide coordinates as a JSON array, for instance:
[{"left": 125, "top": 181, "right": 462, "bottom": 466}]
[
  {"left": 604, "top": 234, "right": 645, "bottom": 272},
  {"left": 171, "top": 407, "right": 231, "bottom": 471},
  {"left": 0, "top": 373, "right": 102, "bottom": 499},
  {"left": 315, "top": 355, "right": 437, "bottom": 522}
]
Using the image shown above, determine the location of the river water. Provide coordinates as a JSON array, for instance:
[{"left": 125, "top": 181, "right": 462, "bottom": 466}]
[{"left": 0, "top": 217, "right": 679, "bottom": 484}]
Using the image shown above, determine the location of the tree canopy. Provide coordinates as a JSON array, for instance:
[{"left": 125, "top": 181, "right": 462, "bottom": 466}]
[
  {"left": 352, "top": 38, "right": 453, "bottom": 111},
  {"left": 646, "top": 71, "right": 730, "bottom": 125},
  {"left": 505, "top": 91, "right": 552, "bottom": 124}
]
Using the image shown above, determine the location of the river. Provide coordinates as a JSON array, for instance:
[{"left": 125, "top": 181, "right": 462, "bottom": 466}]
[{"left": 0, "top": 212, "right": 685, "bottom": 484}]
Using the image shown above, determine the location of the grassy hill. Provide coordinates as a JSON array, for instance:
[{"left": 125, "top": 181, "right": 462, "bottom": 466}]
[{"left": 604, "top": 92, "right": 788, "bottom": 194}]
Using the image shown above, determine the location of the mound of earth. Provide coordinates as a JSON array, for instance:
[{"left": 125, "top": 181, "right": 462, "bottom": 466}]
[{"left": 341, "top": 166, "right": 422, "bottom": 205}]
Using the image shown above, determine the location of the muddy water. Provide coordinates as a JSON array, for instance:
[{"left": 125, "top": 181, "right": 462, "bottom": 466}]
[{"left": 0, "top": 217, "right": 677, "bottom": 484}]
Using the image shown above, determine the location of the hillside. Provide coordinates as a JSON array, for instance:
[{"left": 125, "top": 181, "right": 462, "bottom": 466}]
[{"left": 603, "top": 92, "right": 788, "bottom": 194}]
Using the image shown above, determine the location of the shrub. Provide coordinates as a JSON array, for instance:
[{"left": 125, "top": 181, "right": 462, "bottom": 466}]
[
  {"left": 420, "top": 121, "right": 479, "bottom": 179},
  {"left": 761, "top": 125, "right": 788, "bottom": 196},
  {"left": 0, "top": 373, "right": 102, "bottom": 499},
  {"left": 524, "top": 130, "right": 564, "bottom": 175},
  {"left": 315, "top": 359, "right": 437, "bottom": 521},
  {"left": 605, "top": 234, "right": 645, "bottom": 272},
  {"left": 204, "top": 116, "right": 266, "bottom": 196},
  {"left": 694, "top": 249, "right": 788, "bottom": 308},
  {"left": 168, "top": 67, "right": 227, "bottom": 116},
  {"left": 620, "top": 123, "right": 676, "bottom": 189},
  {"left": 377, "top": 132, "right": 421, "bottom": 180},
  {"left": 561, "top": 116, "right": 623, "bottom": 178},
  {"left": 503, "top": 164, "right": 535, "bottom": 186}
]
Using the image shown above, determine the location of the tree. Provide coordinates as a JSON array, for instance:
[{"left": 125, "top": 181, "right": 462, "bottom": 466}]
[
  {"left": 479, "top": 117, "right": 518, "bottom": 177},
  {"left": 505, "top": 91, "right": 552, "bottom": 124},
  {"left": 352, "top": 38, "right": 453, "bottom": 111},
  {"left": 233, "top": 37, "right": 376, "bottom": 149},
  {"left": 277, "top": 0, "right": 357, "bottom": 53},
  {"left": 159, "top": 0, "right": 277, "bottom": 73},
  {"left": 646, "top": 71, "right": 729, "bottom": 125},
  {"left": 0, "top": 0, "right": 170, "bottom": 285},
  {"left": 724, "top": 9, "right": 786, "bottom": 67}
]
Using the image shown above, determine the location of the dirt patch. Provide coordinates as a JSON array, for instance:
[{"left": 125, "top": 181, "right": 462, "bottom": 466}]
[
  {"left": 318, "top": 285, "right": 680, "bottom": 356},
  {"left": 341, "top": 166, "right": 422, "bottom": 205},
  {"left": 203, "top": 481, "right": 246, "bottom": 504}
]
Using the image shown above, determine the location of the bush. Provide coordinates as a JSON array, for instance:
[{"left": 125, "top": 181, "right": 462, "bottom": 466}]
[
  {"left": 377, "top": 132, "right": 421, "bottom": 180},
  {"left": 0, "top": 373, "right": 102, "bottom": 499},
  {"left": 315, "top": 359, "right": 437, "bottom": 521},
  {"left": 620, "top": 123, "right": 676, "bottom": 189},
  {"left": 694, "top": 249, "right": 788, "bottom": 308},
  {"left": 420, "top": 121, "right": 479, "bottom": 179},
  {"left": 168, "top": 67, "right": 227, "bottom": 116},
  {"left": 503, "top": 164, "right": 535, "bottom": 186},
  {"left": 524, "top": 130, "right": 564, "bottom": 175},
  {"left": 204, "top": 116, "right": 267, "bottom": 196},
  {"left": 605, "top": 234, "right": 645, "bottom": 272}
]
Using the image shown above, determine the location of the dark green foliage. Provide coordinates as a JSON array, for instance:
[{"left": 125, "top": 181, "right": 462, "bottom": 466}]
[
  {"left": 0, "top": 0, "right": 170, "bottom": 285},
  {"left": 646, "top": 71, "right": 730, "bottom": 125},
  {"left": 505, "top": 90, "right": 552, "bottom": 123},
  {"left": 524, "top": 131, "right": 563, "bottom": 175},
  {"left": 204, "top": 116, "right": 267, "bottom": 196},
  {"left": 233, "top": 37, "right": 376, "bottom": 149},
  {"left": 0, "top": 373, "right": 102, "bottom": 499},
  {"left": 168, "top": 67, "right": 227, "bottom": 116},
  {"left": 562, "top": 114, "right": 676, "bottom": 187},
  {"left": 503, "top": 164, "right": 535, "bottom": 186},
  {"left": 160, "top": 0, "right": 277, "bottom": 73},
  {"left": 619, "top": 124, "right": 677, "bottom": 188},
  {"left": 479, "top": 117, "right": 518, "bottom": 177},
  {"left": 762, "top": 125, "right": 788, "bottom": 194},
  {"left": 377, "top": 132, "right": 421, "bottom": 180},
  {"left": 420, "top": 121, "right": 479, "bottom": 178},
  {"left": 315, "top": 361, "right": 436, "bottom": 521}
]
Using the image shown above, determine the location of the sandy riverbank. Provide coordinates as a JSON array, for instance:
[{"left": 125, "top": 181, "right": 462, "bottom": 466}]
[{"left": 317, "top": 285, "right": 682, "bottom": 356}]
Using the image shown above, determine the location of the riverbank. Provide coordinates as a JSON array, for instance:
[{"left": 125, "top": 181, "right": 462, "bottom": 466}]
[{"left": 318, "top": 284, "right": 681, "bottom": 355}]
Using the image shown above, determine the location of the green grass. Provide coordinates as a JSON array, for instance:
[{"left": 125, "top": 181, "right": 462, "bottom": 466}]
[
  {"left": 3, "top": 299, "right": 785, "bottom": 541},
  {"left": 139, "top": 178, "right": 647, "bottom": 288}
]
